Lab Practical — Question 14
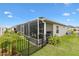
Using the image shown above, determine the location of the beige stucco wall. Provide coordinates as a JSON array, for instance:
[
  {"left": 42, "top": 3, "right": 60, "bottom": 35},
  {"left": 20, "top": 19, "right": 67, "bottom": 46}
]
[
  {"left": 0, "top": 27, "right": 2, "bottom": 36},
  {"left": 53, "top": 24, "right": 68, "bottom": 36},
  {"left": 0, "top": 27, "right": 4, "bottom": 36},
  {"left": 46, "top": 23, "right": 53, "bottom": 33},
  {"left": 46, "top": 23, "right": 68, "bottom": 36}
]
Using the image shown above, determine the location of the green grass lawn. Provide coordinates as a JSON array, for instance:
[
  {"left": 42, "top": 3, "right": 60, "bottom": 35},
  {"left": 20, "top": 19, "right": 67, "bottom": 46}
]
[{"left": 32, "top": 34, "right": 79, "bottom": 56}]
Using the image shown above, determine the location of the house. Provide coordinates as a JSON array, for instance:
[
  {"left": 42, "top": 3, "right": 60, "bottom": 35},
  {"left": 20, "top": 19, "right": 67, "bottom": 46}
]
[
  {"left": 13, "top": 17, "right": 68, "bottom": 45},
  {"left": 67, "top": 25, "right": 79, "bottom": 33},
  {"left": 73, "top": 27, "right": 79, "bottom": 33},
  {"left": 67, "top": 25, "right": 75, "bottom": 31},
  {"left": 0, "top": 26, "right": 5, "bottom": 36}
]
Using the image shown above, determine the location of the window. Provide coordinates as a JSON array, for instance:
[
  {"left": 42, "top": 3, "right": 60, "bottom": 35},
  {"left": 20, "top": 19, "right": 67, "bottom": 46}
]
[{"left": 56, "top": 26, "right": 59, "bottom": 33}]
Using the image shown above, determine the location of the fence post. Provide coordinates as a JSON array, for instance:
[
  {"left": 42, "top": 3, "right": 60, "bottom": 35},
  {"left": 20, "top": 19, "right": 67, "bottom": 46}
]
[
  {"left": 12, "top": 41, "right": 17, "bottom": 56},
  {"left": 1, "top": 44, "right": 3, "bottom": 56},
  {"left": 42, "top": 38, "right": 43, "bottom": 48},
  {"left": 28, "top": 38, "right": 29, "bottom": 56}
]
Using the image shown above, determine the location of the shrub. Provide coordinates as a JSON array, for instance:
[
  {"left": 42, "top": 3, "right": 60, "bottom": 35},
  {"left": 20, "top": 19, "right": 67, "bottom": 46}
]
[
  {"left": 0, "top": 29, "right": 27, "bottom": 56},
  {"left": 48, "top": 36, "right": 60, "bottom": 46},
  {"left": 48, "top": 33, "right": 77, "bottom": 47}
]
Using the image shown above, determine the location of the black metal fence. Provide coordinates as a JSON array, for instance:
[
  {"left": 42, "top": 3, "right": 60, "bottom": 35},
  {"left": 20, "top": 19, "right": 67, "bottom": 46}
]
[{"left": 0, "top": 35, "right": 47, "bottom": 56}]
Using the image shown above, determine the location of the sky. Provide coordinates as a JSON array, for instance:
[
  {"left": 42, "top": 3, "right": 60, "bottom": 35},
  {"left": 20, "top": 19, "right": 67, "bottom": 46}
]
[{"left": 0, "top": 3, "right": 79, "bottom": 27}]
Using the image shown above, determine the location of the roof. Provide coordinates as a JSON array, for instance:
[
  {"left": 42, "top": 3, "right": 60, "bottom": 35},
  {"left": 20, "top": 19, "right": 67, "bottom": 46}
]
[
  {"left": 44, "top": 19, "right": 67, "bottom": 26},
  {"left": 38, "top": 17, "right": 68, "bottom": 27},
  {"left": 12, "top": 17, "right": 74, "bottom": 27}
]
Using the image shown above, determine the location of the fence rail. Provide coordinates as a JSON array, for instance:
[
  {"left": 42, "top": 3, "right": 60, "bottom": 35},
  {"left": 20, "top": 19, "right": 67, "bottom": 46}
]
[{"left": 0, "top": 34, "right": 47, "bottom": 56}]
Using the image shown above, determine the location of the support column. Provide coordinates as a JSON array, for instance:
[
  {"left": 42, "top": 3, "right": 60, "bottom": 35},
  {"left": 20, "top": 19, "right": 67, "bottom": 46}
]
[
  {"left": 44, "top": 22, "right": 46, "bottom": 41},
  {"left": 27, "top": 23, "right": 30, "bottom": 56},
  {"left": 23, "top": 24, "right": 24, "bottom": 35},
  {"left": 21, "top": 25, "right": 23, "bottom": 33},
  {"left": 43, "top": 22, "right": 47, "bottom": 44},
  {"left": 28, "top": 23, "right": 30, "bottom": 36},
  {"left": 37, "top": 19, "right": 39, "bottom": 45},
  {"left": 20, "top": 25, "right": 22, "bottom": 33},
  {"left": 52, "top": 24, "right": 53, "bottom": 36}
]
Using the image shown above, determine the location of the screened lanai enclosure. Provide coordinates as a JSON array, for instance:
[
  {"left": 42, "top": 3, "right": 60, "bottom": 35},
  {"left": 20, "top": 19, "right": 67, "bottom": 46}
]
[{"left": 14, "top": 17, "right": 47, "bottom": 46}]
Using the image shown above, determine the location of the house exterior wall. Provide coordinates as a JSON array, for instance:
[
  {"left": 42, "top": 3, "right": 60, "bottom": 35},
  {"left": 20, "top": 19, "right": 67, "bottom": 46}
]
[
  {"left": 53, "top": 24, "right": 67, "bottom": 36},
  {"left": 0, "top": 27, "right": 5, "bottom": 36},
  {"left": 46, "top": 23, "right": 53, "bottom": 35},
  {"left": 46, "top": 23, "right": 53, "bottom": 32},
  {"left": 0, "top": 27, "right": 2, "bottom": 36},
  {"left": 46, "top": 22, "right": 67, "bottom": 36}
]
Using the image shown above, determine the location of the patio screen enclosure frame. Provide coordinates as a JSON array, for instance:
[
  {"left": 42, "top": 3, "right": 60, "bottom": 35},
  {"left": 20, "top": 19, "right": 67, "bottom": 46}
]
[{"left": 15, "top": 19, "right": 47, "bottom": 45}]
